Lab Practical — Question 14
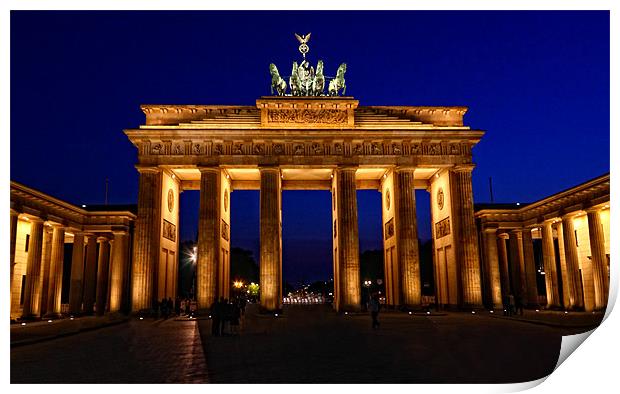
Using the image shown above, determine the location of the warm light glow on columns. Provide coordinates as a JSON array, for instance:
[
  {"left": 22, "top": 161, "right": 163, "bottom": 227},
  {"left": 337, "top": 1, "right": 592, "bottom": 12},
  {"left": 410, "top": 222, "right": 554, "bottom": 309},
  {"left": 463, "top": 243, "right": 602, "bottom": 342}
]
[
  {"left": 68, "top": 232, "right": 86, "bottom": 315},
  {"left": 82, "top": 234, "right": 98, "bottom": 314},
  {"left": 541, "top": 221, "right": 560, "bottom": 308},
  {"left": 259, "top": 167, "right": 283, "bottom": 312},
  {"left": 96, "top": 236, "right": 112, "bottom": 316},
  {"left": 508, "top": 230, "right": 525, "bottom": 300},
  {"left": 394, "top": 168, "right": 421, "bottom": 307},
  {"left": 39, "top": 226, "right": 53, "bottom": 317},
  {"left": 9, "top": 209, "right": 19, "bottom": 293},
  {"left": 45, "top": 225, "right": 66, "bottom": 317},
  {"left": 197, "top": 167, "right": 222, "bottom": 310},
  {"left": 131, "top": 166, "right": 162, "bottom": 312},
  {"left": 109, "top": 230, "right": 129, "bottom": 313},
  {"left": 521, "top": 228, "right": 539, "bottom": 307},
  {"left": 482, "top": 228, "right": 503, "bottom": 309},
  {"left": 335, "top": 167, "right": 361, "bottom": 311},
  {"left": 21, "top": 217, "right": 44, "bottom": 319},
  {"left": 449, "top": 165, "right": 482, "bottom": 307},
  {"left": 561, "top": 214, "right": 584, "bottom": 310},
  {"left": 586, "top": 208, "right": 609, "bottom": 310},
  {"left": 496, "top": 233, "right": 511, "bottom": 296},
  {"left": 554, "top": 221, "right": 570, "bottom": 308}
]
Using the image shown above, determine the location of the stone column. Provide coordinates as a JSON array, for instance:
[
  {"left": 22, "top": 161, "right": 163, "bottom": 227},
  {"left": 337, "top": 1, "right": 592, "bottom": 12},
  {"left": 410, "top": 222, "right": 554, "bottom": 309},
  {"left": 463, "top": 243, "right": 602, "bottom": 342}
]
[
  {"left": 587, "top": 208, "right": 609, "bottom": 310},
  {"left": 197, "top": 167, "right": 221, "bottom": 310},
  {"left": 131, "top": 167, "right": 162, "bottom": 312},
  {"left": 38, "top": 226, "right": 53, "bottom": 317},
  {"left": 96, "top": 237, "right": 111, "bottom": 315},
  {"left": 497, "top": 233, "right": 511, "bottom": 296},
  {"left": 45, "top": 226, "right": 65, "bottom": 317},
  {"left": 68, "top": 232, "right": 86, "bottom": 315},
  {"left": 561, "top": 214, "right": 584, "bottom": 309},
  {"left": 21, "top": 217, "right": 44, "bottom": 319},
  {"left": 449, "top": 165, "right": 482, "bottom": 308},
  {"left": 394, "top": 168, "right": 421, "bottom": 308},
  {"left": 109, "top": 230, "right": 129, "bottom": 313},
  {"left": 508, "top": 230, "right": 525, "bottom": 300},
  {"left": 483, "top": 228, "right": 503, "bottom": 309},
  {"left": 335, "top": 167, "right": 361, "bottom": 311},
  {"left": 541, "top": 221, "right": 560, "bottom": 308},
  {"left": 555, "top": 221, "right": 570, "bottom": 308},
  {"left": 82, "top": 234, "right": 98, "bottom": 314},
  {"left": 10, "top": 209, "right": 19, "bottom": 293},
  {"left": 521, "top": 229, "right": 539, "bottom": 307},
  {"left": 260, "top": 167, "right": 282, "bottom": 312}
]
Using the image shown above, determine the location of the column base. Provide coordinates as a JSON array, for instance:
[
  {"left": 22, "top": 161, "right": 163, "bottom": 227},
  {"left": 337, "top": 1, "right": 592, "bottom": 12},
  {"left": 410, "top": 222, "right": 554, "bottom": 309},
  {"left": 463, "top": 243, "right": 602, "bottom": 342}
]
[
  {"left": 42, "top": 312, "right": 62, "bottom": 320},
  {"left": 259, "top": 306, "right": 283, "bottom": 315}
]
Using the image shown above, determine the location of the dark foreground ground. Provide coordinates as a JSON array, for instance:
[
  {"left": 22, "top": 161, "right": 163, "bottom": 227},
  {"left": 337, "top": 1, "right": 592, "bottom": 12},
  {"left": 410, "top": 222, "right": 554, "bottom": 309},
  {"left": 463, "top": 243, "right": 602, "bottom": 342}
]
[
  {"left": 198, "top": 304, "right": 597, "bottom": 383},
  {"left": 11, "top": 304, "right": 600, "bottom": 383}
]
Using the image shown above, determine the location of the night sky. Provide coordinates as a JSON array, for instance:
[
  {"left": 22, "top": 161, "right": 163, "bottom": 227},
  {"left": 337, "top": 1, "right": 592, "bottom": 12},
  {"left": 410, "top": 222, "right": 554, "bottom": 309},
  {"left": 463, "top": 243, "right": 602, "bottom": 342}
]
[{"left": 11, "top": 11, "right": 609, "bottom": 285}]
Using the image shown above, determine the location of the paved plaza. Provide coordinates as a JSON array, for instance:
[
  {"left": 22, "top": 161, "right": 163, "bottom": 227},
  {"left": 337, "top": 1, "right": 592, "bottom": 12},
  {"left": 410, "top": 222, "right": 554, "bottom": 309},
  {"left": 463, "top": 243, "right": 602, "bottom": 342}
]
[{"left": 11, "top": 304, "right": 601, "bottom": 384}]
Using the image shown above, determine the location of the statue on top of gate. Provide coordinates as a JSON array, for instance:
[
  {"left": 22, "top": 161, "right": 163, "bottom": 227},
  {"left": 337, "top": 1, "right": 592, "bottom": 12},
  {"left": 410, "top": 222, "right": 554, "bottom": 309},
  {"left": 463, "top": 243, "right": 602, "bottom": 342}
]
[{"left": 269, "top": 33, "right": 347, "bottom": 97}]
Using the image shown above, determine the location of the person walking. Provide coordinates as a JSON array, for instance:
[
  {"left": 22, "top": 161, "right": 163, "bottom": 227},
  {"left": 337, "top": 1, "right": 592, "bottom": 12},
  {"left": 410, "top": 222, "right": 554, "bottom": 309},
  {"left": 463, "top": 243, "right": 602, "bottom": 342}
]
[
  {"left": 210, "top": 298, "right": 221, "bottom": 336},
  {"left": 167, "top": 297, "right": 174, "bottom": 318},
  {"left": 369, "top": 293, "right": 380, "bottom": 329},
  {"left": 230, "top": 300, "right": 241, "bottom": 336}
]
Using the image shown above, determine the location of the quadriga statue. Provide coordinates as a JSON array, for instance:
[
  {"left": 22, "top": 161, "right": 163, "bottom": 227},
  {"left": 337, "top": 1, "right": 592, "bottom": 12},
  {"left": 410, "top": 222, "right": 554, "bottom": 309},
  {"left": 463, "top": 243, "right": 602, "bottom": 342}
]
[
  {"left": 269, "top": 63, "right": 287, "bottom": 96},
  {"left": 328, "top": 63, "right": 347, "bottom": 96}
]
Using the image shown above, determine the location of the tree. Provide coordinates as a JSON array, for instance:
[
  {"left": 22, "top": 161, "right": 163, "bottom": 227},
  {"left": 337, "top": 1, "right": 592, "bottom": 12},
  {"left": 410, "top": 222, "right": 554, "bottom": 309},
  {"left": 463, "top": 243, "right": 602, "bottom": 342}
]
[{"left": 230, "top": 247, "right": 259, "bottom": 284}]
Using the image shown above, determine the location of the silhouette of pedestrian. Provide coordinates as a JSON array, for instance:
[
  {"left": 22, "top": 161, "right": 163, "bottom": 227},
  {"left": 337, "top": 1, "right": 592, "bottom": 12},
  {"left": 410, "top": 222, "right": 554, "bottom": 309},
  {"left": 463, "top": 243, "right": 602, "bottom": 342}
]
[
  {"left": 210, "top": 298, "right": 221, "bottom": 336},
  {"left": 369, "top": 293, "right": 380, "bottom": 329},
  {"left": 167, "top": 297, "right": 174, "bottom": 317}
]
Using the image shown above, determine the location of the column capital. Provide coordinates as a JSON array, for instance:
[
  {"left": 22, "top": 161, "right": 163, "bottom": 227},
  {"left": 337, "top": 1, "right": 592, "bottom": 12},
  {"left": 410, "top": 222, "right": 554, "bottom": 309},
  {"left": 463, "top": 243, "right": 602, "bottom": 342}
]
[
  {"left": 585, "top": 206, "right": 604, "bottom": 214},
  {"left": 135, "top": 165, "right": 161, "bottom": 174},
  {"left": 25, "top": 215, "right": 44, "bottom": 224},
  {"left": 258, "top": 166, "right": 281, "bottom": 173},
  {"left": 451, "top": 164, "right": 476, "bottom": 173},
  {"left": 336, "top": 165, "right": 358, "bottom": 172},
  {"left": 198, "top": 166, "right": 221, "bottom": 174},
  {"left": 394, "top": 166, "right": 416, "bottom": 173},
  {"left": 497, "top": 232, "right": 510, "bottom": 240},
  {"left": 97, "top": 235, "right": 112, "bottom": 243},
  {"left": 561, "top": 211, "right": 582, "bottom": 220},
  {"left": 483, "top": 227, "right": 499, "bottom": 234},
  {"left": 112, "top": 229, "right": 129, "bottom": 236}
]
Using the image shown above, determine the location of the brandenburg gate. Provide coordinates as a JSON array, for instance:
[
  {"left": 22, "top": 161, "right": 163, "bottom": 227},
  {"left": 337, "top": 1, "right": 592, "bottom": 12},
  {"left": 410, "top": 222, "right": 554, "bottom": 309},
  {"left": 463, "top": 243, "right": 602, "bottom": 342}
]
[{"left": 124, "top": 36, "right": 485, "bottom": 313}]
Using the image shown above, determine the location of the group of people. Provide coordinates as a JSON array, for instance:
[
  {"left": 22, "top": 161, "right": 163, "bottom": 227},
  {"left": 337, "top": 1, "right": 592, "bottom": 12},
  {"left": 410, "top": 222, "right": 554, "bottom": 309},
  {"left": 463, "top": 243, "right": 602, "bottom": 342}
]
[
  {"left": 502, "top": 294, "right": 525, "bottom": 316},
  {"left": 210, "top": 296, "right": 247, "bottom": 336},
  {"left": 153, "top": 296, "right": 196, "bottom": 319}
]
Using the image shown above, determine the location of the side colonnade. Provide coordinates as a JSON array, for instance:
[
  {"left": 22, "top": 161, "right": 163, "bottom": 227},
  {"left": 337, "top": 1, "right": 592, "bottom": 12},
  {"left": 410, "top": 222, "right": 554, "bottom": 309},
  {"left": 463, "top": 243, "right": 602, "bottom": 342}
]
[{"left": 476, "top": 174, "right": 610, "bottom": 312}]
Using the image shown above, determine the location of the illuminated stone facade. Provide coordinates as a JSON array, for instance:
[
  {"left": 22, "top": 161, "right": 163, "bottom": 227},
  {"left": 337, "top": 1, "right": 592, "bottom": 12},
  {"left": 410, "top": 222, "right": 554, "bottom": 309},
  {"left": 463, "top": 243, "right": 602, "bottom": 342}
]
[
  {"left": 475, "top": 174, "right": 610, "bottom": 312},
  {"left": 9, "top": 182, "right": 135, "bottom": 320},
  {"left": 125, "top": 96, "right": 485, "bottom": 312}
]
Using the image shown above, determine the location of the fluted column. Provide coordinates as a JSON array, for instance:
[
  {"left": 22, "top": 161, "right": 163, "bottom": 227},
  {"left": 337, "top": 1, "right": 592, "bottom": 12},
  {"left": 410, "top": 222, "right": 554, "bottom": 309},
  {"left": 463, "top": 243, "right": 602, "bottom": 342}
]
[
  {"left": 68, "top": 232, "right": 86, "bottom": 315},
  {"left": 82, "top": 234, "right": 98, "bottom": 314},
  {"left": 555, "top": 221, "right": 570, "bottom": 308},
  {"left": 10, "top": 209, "right": 19, "bottom": 293},
  {"left": 96, "top": 236, "right": 111, "bottom": 315},
  {"left": 38, "top": 226, "right": 53, "bottom": 317},
  {"left": 260, "top": 168, "right": 282, "bottom": 312},
  {"left": 521, "top": 229, "right": 539, "bottom": 307},
  {"left": 561, "top": 214, "right": 584, "bottom": 309},
  {"left": 45, "top": 226, "right": 65, "bottom": 317},
  {"left": 394, "top": 168, "right": 421, "bottom": 307},
  {"left": 197, "top": 167, "right": 221, "bottom": 310},
  {"left": 587, "top": 208, "right": 609, "bottom": 310},
  {"left": 508, "top": 230, "right": 525, "bottom": 300},
  {"left": 131, "top": 167, "right": 162, "bottom": 311},
  {"left": 21, "top": 217, "right": 44, "bottom": 319},
  {"left": 335, "top": 167, "right": 361, "bottom": 311},
  {"left": 497, "top": 233, "right": 511, "bottom": 296},
  {"left": 483, "top": 228, "right": 503, "bottom": 309},
  {"left": 109, "top": 230, "right": 129, "bottom": 313},
  {"left": 449, "top": 165, "right": 482, "bottom": 308},
  {"left": 541, "top": 221, "right": 560, "bottom": 308}
]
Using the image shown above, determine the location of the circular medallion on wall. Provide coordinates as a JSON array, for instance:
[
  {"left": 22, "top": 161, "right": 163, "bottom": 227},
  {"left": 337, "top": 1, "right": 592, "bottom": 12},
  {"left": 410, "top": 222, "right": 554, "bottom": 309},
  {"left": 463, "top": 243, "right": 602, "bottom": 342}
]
[
  {"left": 385, "top": 189, "right": 391, "bottom": 210},
  {"left": 437, "top": 187, "right": 445, "bottom": 211},
  {"left": 167, "top": 189, "right": 174, "bottom": 212},
  {"left": 224, "top": 189, "right": 229, "bottom": 212}
]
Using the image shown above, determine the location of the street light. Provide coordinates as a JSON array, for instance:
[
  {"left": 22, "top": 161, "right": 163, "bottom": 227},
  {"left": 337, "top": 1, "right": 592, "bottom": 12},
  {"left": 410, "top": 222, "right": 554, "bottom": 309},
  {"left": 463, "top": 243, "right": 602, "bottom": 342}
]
[{"left": 363, "top": 280, "right": 372, "bottom": 307}]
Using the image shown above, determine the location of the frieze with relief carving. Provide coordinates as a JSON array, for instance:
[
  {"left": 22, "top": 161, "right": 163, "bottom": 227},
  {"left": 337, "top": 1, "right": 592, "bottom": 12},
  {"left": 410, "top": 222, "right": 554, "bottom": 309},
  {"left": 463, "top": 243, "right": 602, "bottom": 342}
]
[
  {"left": 163, "top": 219, "right": 176, "bottom": 242},
  {"left": 435, "top": 217, "right": 451, "bottom": 239},
  {"left": 267, "top": 109, "right": 348, "bottom": 124}
]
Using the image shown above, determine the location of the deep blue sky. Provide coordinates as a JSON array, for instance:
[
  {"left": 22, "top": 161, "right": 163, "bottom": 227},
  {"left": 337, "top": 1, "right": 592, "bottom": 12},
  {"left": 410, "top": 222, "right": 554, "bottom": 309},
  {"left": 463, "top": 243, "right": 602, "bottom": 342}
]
[{"left": 11, "top": 11, "right": 609, "bottom": 285}]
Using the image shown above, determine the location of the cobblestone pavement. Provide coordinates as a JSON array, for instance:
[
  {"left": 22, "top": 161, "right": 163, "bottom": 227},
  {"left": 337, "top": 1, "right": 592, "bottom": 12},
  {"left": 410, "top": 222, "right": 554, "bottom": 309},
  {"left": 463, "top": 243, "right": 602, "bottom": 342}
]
[
  {"left": 11, "top": 317, "right": 208, "bottom": 383},
  {"left": 198, "top": 304, "right": 595, "bottom": 384}
]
